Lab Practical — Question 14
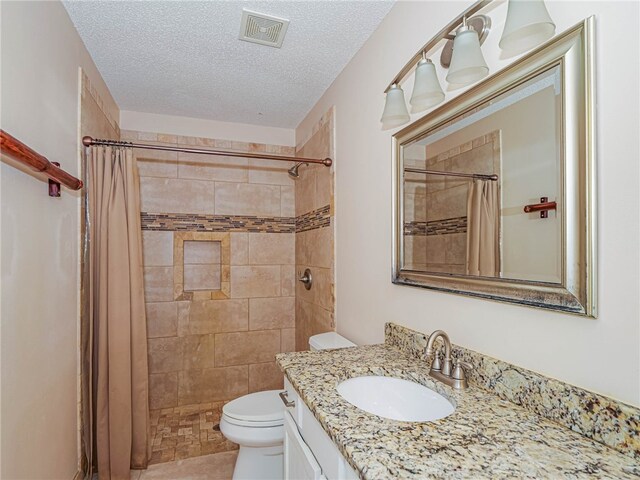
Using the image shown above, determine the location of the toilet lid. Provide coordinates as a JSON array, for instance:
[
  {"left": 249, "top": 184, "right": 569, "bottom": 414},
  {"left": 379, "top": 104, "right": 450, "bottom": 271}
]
[{"left": 223, "top": 390, "right": 284, "bottom": 424}]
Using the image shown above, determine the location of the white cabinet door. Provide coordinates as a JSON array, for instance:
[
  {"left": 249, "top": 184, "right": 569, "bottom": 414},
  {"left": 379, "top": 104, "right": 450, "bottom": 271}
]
[{"left": 284, "top": 411, "right": 326, "bottom": 480}]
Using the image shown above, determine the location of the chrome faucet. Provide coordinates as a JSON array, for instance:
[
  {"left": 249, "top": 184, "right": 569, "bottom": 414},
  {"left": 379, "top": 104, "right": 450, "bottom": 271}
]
[{"left": 425, "top": 330, "right": 471, "bottom": 390}]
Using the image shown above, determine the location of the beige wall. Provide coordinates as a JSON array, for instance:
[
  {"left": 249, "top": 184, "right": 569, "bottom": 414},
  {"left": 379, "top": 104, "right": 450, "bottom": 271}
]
[
  {"left": 121, "top": 110, "right": 294, "bottom": 147},
  {"left": 294, "top": 110, "right": 336, "bottom": 350},
  {"left": 296, "top": 1, "right": 640, "bottom": 405},
  {"left": 0, "top": 1, "right": 119, "bottom": 478}
]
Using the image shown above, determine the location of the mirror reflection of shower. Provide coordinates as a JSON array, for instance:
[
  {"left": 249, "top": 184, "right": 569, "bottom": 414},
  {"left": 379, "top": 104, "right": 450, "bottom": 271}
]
[
  {"left": 288, "top": 162, "right": 309, "bottom": 178},
  {"left": 401, "top": 66, "right": 562, "bottom": 284}
]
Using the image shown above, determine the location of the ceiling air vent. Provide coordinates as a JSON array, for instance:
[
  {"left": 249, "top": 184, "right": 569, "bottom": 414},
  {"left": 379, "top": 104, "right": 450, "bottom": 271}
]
[{"left": 239, "top": 9, "right": 289, "bottom": 48}]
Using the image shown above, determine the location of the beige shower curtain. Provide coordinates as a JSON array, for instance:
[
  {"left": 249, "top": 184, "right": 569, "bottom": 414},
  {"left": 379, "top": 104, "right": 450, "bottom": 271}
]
[
  {"left": 87, "top": 146, "right": 150, "bottom": 479},
  {"left": 466, "top": 179, "right": 500, "bottom": 276}
]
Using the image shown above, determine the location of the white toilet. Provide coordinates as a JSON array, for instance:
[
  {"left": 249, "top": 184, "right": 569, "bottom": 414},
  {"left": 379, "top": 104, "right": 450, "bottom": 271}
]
[{"left": 220, "top": 332, "right": 355, "bottom": 480}]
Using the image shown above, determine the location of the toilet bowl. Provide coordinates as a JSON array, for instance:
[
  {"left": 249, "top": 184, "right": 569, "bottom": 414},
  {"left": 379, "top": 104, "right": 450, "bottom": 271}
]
[
  {"left": 220, "top": 390, "right": 285, "bottom": 480},
  {"left": 221, "top": 332, "right": 355, "bottom": 480}
]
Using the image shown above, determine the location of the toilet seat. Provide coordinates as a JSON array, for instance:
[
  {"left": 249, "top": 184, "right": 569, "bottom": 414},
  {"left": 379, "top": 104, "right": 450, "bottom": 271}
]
[{"left": 222, "top": 390, "right": 284, "bottom": 427}]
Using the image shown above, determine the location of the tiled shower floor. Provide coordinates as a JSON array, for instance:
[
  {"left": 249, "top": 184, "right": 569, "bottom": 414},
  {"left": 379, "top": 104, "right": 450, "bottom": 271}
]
[{"left": 149, "top": 401, "right": 237, "bottom": 465}]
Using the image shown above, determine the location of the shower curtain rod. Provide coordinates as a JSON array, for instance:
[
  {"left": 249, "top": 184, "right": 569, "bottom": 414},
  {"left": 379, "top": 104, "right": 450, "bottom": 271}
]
[
  {"left": 82, "top": 136, "right": 332, "bottom": 167},
  {"left": 404, "top": 167, "right": 498, "bottom": 181}
]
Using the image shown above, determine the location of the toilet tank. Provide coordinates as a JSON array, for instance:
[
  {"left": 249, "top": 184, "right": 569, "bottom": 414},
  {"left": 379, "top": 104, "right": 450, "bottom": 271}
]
[{"left": 308, "top": 332, "right": 355, "bottom": 351}]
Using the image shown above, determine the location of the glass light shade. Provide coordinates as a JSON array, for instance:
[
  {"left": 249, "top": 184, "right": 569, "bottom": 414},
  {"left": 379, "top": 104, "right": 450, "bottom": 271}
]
[
  {"left": 499, "top": 0, "right": 556, "bottom": 53},
  {"left": 445, "top": 27, "right": 489, "bottom": 86},
  {"left": 409, "top": 59, "right": 445, "bottom": 113},
  {"left": 381, "top": 84, "right": 410, "bottom": 129}
]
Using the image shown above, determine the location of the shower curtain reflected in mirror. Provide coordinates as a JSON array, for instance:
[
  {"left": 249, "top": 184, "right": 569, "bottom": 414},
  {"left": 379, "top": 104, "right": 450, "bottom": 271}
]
[
  {"left": 87, "top": 146, "right": 150, "bottom": 479},
  {"left": 466, "top": 179, "right": 500, "bottom": 277}
]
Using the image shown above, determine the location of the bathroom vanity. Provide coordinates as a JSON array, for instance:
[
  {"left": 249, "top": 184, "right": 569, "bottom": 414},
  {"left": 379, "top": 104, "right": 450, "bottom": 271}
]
[
  {"left": 276, "top": 324, "right": 640, "bottom": 479},
  {"left": 282, "top": 377, "right": 359, "bottom": 480}
]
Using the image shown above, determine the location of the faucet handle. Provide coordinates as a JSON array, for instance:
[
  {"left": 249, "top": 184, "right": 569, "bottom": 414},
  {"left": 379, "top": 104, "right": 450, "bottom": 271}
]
[
  {"left": 431, "top": 351, "right": 442, "bottom": 372},
  {"left": 454, "top": 359, "right": 473, "bottom": 369},
  {"left": 451, "top": 359, "right": 473, "bottom": 381}
]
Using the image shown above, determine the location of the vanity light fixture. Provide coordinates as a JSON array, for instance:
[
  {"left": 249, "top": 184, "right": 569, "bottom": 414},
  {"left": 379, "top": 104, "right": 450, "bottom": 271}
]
[
  {"left": 444, "top": 17, "right": 490, "bottom": 86},
  {"left": 380, "top": 0, "right": 556, "bottom": 129},
  {"left": 409, "top": 55, "right": 445, "bottom": 113},
  {"left": 380, "top": 84, "right": 411, "bottom": 129},
  {"left": 499, "top": 0, "right": 556, "bottom": 53}
]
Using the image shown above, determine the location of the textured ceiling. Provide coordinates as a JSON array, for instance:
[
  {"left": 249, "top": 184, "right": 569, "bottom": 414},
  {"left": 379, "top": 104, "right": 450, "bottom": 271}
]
[{"left": 63, "top": 1, "right": 394, "bottom": 128}]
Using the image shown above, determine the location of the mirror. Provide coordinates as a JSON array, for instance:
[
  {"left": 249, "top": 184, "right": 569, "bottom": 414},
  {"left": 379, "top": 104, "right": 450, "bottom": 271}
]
[
  {"left": 392, "top": 18, "right": 595, "bottom": 316},
  {"left": 403, "top": 65, "right": 562, "bottom": 283}
]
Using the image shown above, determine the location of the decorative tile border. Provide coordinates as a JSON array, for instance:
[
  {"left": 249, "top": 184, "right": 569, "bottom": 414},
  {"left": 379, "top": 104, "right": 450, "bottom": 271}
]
[
  {"left": 141, "top": 212, "right": 295, "bottom": 233},
  {"left": 173, "top": 232, "right": 230, "bottom": 301},
  {"left": 404, "top": 216, "right": 467, "bottom": 236},
  {"left": 141, "top": 205, "right": 331, "bottom": 235},
  {"left": 296, "top": 205, "right": 331, "bottom": 233},
  {"left": 404, "top": 221, "right": 428, "bottom": 236},
  {"left": 385, "top": 323, "right": 640, "bottom": 460}
]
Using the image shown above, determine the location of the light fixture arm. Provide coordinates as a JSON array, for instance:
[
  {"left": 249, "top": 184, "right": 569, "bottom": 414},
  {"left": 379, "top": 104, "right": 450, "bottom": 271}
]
[
  {"left": 441, "top": 15, "right": 491, "bottom": 69},
  {"left": 384, "top": 0, "right": 493, "bottom": 93}
]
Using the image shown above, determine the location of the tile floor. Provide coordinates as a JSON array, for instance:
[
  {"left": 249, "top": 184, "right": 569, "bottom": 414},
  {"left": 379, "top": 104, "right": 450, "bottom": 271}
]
[
  {"left": 131, "top": 451, "right": 237, "bottom": 480},
  {"left": 150, "top": 402, "right": 237, "bottom": 465}
]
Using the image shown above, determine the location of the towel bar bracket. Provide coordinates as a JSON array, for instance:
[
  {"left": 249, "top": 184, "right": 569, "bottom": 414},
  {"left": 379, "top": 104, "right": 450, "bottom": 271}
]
[
  {"left": 49, "top": 162, "right": 61, "bottom": 197},
  {"left": 524, "top": 197, "right": 557, "bottom": 218}
]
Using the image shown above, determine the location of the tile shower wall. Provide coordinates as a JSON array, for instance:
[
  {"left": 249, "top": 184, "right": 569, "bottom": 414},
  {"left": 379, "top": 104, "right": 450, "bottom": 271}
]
[
  {"left": 425, "top": 132, "right": 500, "bottom": 274},
  {"left": 294, "top": 109, "right": 335, "bottom": 350},
  {"left": 404, "top": 132, "right": 500, "bottom": 274},
  {"left": 126, "top": 129, "right": 297, "bottom": 463},
  {"left": 403, "top": 144, "right": 428, "bottom": 271}
]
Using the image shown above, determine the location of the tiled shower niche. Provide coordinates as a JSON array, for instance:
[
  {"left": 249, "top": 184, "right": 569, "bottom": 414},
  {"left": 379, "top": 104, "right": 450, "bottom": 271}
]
[{"left": 183, "top": 240, "right": 221, "bottom": 292}]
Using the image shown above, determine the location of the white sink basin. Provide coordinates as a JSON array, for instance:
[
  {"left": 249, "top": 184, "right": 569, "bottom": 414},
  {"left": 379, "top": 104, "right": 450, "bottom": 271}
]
[{"left": 336, "top": 376, "right": 455, "bottom": 422}]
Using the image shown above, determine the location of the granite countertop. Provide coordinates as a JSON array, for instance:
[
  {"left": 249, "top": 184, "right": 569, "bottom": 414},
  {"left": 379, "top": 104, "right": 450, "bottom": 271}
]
[{"left": 276, "top": 344, "right": 640, "bottom": 479}]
